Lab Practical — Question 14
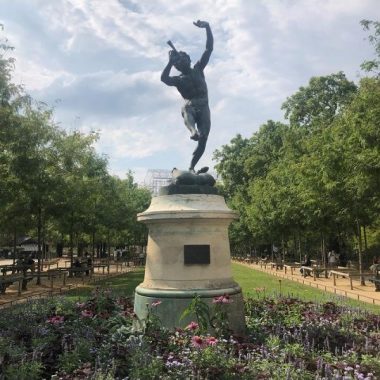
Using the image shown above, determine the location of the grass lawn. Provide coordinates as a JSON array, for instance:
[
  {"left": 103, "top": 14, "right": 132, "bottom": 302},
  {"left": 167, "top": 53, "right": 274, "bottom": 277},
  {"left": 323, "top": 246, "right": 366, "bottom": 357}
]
[
  {"left": 232, "top": 262, "right": 380, "bottom": 314},
  {"left": 65, "top": 264, "right": 380, "bottom": 314},
  {"left": 65, "top": 267, "right": 145, "bottom": 301}
]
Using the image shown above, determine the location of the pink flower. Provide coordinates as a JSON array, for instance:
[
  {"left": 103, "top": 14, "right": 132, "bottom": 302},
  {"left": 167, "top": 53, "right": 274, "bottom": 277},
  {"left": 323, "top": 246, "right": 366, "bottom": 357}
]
[
  {"left": 185, "top": 321, "right": 199, "bottom": 331},
  {"left": 212, "top": 296, "right": 223, "bottom": 304},
  {"left": 76, "top": 302, "right": 86, "bottom": 308},
  {"left": 206, "top": 336, "right": 218, "bottom": 346},
  {"left": 81, "top": 309, "right": 94, "bottom": 318},
  {"left": 191, "top": 335, "right": 205, "bottom": 348},
  {"left": 151, "top": 300, "right": 162, "bottom": 307},
  {"left": 213, "top": 294, "right": 233, "bottom": 304},
  {"left": 46, "top": 315, "right": 64, "bottom": 325}
]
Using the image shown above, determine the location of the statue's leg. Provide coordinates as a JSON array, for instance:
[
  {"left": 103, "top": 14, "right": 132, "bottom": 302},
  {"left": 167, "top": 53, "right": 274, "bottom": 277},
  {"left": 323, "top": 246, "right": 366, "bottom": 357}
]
[
  {"left": 189, "top": 106, "right": 210, "bottom": 171},
  {"left": 189, "top": 136, "right": 207, "bottom": 171},
  {"left": 181, "top": 104, "right": 199, "bottom": 140}
]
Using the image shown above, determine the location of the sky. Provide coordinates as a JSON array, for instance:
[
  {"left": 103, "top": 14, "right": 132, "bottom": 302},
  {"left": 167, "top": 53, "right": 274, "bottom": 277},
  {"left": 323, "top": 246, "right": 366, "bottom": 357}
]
[{"left": 1, "top": 0, "right": 380, "bottom": 184}]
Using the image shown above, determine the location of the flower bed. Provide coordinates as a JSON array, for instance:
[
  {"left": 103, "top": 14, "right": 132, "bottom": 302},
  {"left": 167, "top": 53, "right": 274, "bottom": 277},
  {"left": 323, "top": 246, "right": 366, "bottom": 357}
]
[{"left": 0, "top": 289, "right": 379, "bottom": 379}]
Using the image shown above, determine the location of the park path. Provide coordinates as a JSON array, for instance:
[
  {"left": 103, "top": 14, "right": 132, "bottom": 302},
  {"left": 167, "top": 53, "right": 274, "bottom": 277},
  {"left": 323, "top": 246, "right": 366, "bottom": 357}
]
[
  {"left": 234, "top": 261, "right": 380, "bottom": 307},
  {"left": 0, "top": 258, "right": 135, "bottom": 309}
]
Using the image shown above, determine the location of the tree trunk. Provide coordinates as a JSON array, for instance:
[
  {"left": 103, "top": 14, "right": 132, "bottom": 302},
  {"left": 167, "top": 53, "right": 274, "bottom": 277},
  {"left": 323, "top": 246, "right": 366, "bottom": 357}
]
[
  {"left": 107, "top": 231, "right": 111, "bottom": 259},
  {"left": 363, "top": 225, "right": 368, "bottom": 253},
  {"left": 70, "top": 212, "right": 74, "bottom": 267},
  {"left": 12, "top": 228, "right": 17, "bottom": 265},
  {"left": 36, "top": 207, "right": 42, "bottom": 285},
  {"left": 271, "top": 241, "right": 274, "bottom": 262},
  {"left": 281, "top": 235, "right": 285, "bottom": 263},
  {"left": 321, "top": 233, "right": 326, "bottom": 271},
  {"left": 297, "top": 232, "right": 302, "bottom": 263},
  {"left": 356, "top": 219, "right": 365, "bottom": 286},
  {"left": 42, "top": 221, "right": 46, "bottom": 261},
  {"left": 292, "top": 234, "right": 297, "bottom": 262},
  {"left": 92, "top": 230, "right": 95, "bottom": 260}
]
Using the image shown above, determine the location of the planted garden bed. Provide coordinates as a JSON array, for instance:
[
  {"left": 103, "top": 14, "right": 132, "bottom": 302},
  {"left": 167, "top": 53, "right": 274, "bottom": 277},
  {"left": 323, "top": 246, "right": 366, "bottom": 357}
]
[{"left": 0, "top": 289, "right": 379, "bottom": 379}]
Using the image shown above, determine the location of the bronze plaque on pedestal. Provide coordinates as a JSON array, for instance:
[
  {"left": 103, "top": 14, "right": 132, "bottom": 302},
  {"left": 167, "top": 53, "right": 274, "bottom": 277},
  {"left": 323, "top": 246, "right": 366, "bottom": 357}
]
[{"left": 184, "top": 245, "right": 210, "bottom": 265}]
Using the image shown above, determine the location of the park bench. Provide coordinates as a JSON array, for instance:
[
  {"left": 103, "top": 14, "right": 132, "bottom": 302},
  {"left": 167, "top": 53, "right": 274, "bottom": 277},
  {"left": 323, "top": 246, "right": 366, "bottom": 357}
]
[
  {"left": 113, "top": 259, "right": 131, "bottom": 270},
  {"left": 0, "top": 275, "right": 24, "bottom": 295},
  {"left": 42, "top": 258, "right": 60, "bottom": 270},
  {"left": 284, "top": 264, "right": 301, "bottom": 276},
  {"left": 92, "top": 264, "right": 109, "bottom": 274},
  {"left": 68, "top": 266, "right": 89, "bottom": 278},
  {"left": 129, "top": 255, "right": 145, "bottom": 266},
  {"left": 39, "top": 269, "right": 69, "bottom": 287},
  {"left": 259, "top": 259, "right": 268, "bottom": 269},
  {"left": 368, "top": 268, "right": 380, "bottom": 291},
  {"left": 0, "top": 263, "right": 35, "bottom": 276},
  {"left": 300, "top": 266, "right": 326, "bottom": 280},
  {"left": 0, "top": 272, "right": 35, "bottom": 294},
  {"left": 243, "top": 257, "right": 256, "bottom": 265},
  {"left": 369, "top": 277, "right": 380, "bottom": 291},
  {"left": 0, "top": 265, "right": 17, "bottom": 275},
  {"left": 267, "top": 261, "right": 283, "bottom": 270}
]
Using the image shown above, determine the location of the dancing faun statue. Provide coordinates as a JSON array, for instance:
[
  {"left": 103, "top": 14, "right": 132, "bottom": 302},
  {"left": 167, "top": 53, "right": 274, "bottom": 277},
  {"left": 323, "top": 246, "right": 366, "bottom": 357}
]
[{"left": 161, "top": 20, "right": 213, "bottom": 173}]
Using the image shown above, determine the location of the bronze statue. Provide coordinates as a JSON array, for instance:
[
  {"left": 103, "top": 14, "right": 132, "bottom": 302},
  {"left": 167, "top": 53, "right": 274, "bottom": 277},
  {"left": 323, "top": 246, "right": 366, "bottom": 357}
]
[{"left": 161, "top": 20, "right": 213, "bottom": 173}]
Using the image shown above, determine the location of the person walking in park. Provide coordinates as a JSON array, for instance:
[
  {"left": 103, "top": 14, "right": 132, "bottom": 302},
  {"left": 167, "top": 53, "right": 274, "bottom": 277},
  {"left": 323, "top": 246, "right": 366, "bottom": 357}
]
[
  {"left": 328, "top": 250, "right": 337, "bottom": 268},
  {"left": 161, "top": 20, "right": 213, "bottom": 172}
]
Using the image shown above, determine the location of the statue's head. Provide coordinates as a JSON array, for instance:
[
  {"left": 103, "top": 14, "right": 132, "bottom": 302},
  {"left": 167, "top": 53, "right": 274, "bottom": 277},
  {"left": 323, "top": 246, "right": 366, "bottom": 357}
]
[{"left": 173, "top": 51, "right": 191, "bottom": 73}]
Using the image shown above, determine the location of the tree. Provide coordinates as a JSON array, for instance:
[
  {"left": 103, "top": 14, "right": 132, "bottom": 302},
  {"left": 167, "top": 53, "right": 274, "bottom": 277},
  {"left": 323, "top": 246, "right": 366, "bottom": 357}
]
[{"left": 281, "top": 72, "right": 357, "bottom": 130}]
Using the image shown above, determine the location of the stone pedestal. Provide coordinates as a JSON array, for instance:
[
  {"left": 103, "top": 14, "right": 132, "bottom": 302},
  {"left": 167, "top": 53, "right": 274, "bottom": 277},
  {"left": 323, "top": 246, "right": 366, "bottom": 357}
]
[{"left": 134, "top": 194, "right": 245, "bottom": 335}]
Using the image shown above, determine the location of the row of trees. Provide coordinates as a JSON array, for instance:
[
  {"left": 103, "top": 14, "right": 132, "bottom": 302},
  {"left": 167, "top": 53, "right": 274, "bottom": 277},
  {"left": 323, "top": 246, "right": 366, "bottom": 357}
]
[
  {"left": 214, "top": 21, "right": 380, "bottom": 276},
  {"left": 0, "top": 28, "right": 151, "bottom": 282}
]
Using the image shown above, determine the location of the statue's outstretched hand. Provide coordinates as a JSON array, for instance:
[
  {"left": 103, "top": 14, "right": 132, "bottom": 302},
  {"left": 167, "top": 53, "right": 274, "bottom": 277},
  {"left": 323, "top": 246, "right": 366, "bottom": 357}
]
[{"left": 193, "top": 20, "right": 209, "bottom": 28}]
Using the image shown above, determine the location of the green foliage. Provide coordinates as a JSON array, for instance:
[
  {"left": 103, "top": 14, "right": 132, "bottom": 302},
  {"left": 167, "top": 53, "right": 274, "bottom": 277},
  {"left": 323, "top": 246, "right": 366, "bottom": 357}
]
[
  {"left": 190, "top": 345, "right": 234, "bottom": 377},
  {"left": 58, "top": 339, "right": 93, "bottom": 373},
  {"left": 180, "top": 294, "right": 211, "bottom": 333},
  {"left": 281, "top": 72, "right": 357, "bottom": 129},
  {"left": 128, "top": 349, "right": 165, "bottom": 379},
  {"left": 361, "top": 354, "right": 380, "bottom": 374},
  {"left": 4, "top": 361, "right": 44, "bottom": 380},
  {"left": 143, "top": 303, "right": 163, "bottom": 334}
]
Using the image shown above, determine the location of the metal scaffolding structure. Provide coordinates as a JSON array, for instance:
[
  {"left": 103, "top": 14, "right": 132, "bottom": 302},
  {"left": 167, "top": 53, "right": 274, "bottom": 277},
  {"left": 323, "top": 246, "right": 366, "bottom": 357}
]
[{"left": 144, "top": 169, "right": 172, "bottom": 196}]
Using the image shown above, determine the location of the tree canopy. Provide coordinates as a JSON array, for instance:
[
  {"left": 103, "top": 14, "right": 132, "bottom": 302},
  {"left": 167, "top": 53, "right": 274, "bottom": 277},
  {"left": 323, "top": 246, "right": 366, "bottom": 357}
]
[
  {"left": 0, "top": 29, "right": 151, "bottom": 260},
  {"left": 213, "top": 20, "right": 380, "bottom": 269}
]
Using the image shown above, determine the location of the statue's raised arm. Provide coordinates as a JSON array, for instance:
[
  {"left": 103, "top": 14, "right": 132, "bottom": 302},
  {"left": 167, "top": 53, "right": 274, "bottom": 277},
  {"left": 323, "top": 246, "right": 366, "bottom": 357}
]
[{"left": 193, "top": 20, "right": 213, "bottom": 70}]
